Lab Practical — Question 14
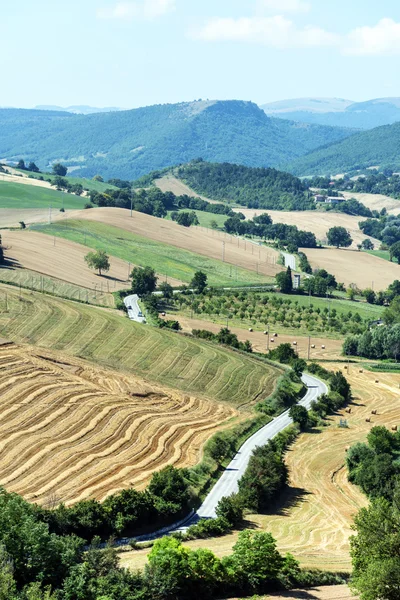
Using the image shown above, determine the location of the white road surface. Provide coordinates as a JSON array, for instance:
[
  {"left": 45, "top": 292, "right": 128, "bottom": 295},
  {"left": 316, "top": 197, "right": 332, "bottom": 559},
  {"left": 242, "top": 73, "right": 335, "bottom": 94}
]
[
  {"left": 196, "top": 372, "right": 327, "bottom": 518},
  {"left": 124, "top": 294, "right": 146, "bottom": 323},
  {"left": 117, "top": 372, "right": 328, "bottom": 544},
  {"left": 282, "top": 251, "right": 296, "bottom": 270}
]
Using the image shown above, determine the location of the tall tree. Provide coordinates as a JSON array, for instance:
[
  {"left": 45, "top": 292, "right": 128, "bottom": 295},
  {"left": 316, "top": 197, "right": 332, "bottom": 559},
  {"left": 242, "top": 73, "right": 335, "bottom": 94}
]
[
  {"left": 130, "top": 266, "right": 158, "bottom": 296},
  {"left": 191, "top": 271, "right": 208, "bottom": 293},
  {"left": 52, "top": 163, "right": 68, "bottom": 176},
  {"left": 84, "top": 251, "right": 110, "bottom": 276},
  {"left": 327, "top": 226, "right": 353, "bottom": 249}
]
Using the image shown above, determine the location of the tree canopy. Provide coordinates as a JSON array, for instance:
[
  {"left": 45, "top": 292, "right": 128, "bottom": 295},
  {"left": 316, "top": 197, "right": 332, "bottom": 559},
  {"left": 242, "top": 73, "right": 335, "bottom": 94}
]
[
  {"left": 84, "top": 250, "right": 110, "bottom": 276},
  {"left": 327, "top": 226, "right": 353, "bottom": 248},
  {"left": 130, "top": 266, "right": 158, "bottom": 296}
]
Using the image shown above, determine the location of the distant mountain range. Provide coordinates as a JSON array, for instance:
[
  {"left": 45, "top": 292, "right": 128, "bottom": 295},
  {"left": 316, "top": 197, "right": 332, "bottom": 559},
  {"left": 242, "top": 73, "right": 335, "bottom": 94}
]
[
  {"left": 0, "top": 101, "right": 354, "bottom": 180},
  {"left": 34, "top": 105, "right": 124, "bottom": 115},
  {"left": 285, "top": 121, "right": 400, "bottom": 176},
  {"left": 262, "top": 97, "right": 400, "bottom": 130}
]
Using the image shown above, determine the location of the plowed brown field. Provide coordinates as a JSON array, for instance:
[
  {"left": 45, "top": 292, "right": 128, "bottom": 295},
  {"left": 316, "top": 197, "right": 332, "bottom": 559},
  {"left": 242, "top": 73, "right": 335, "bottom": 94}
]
[
  {"left": 1, "top": 229, "right": 183, "bottom": 288},
  {"left": 0, "top": 342, "right": 236, "bottom": 505},
  {"left": 121, "top": 365, "right": 400, "bottom": 573},
  {"left": 304, "top": 247, "right": 399, "bottom": 291},
  {"left": 155, "top": 175, "right": 219, "bottom": 204}
]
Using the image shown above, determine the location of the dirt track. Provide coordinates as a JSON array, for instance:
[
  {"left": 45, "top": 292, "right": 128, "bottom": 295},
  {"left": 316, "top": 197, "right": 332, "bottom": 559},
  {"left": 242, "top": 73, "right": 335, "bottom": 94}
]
[
  {"left": 304, "top": 247, "right": 399, "bottom": 291},
  {"left": 341, "top": 191, "right": 400, "bottom": 215},
  {"left": 0, "top": 343, "right": 236, "bottom": 505},
  {"left": 0, "top": 229, "right": 183, "bottom": 289},
  {"left": 70, "top": 208, "right": 283, "bottom": 278},
  {"left": 155, "top": 175, "right": 220, "bottom": 204}
]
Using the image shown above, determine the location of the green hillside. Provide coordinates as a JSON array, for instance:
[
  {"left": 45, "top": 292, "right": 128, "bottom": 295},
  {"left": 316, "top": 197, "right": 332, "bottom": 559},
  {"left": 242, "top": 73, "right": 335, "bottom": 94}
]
[
  {"left": 0, "top": 102, "right": 354, "bottom": 180},
  {"left": 0, "top": 180, "right": 86, "bottom": 209},
  {"left": 150, "top": 160, "right": 313, "bottom": 211},
  {"left": 285, "top": 121, "right": 400, "bottom": 176}
]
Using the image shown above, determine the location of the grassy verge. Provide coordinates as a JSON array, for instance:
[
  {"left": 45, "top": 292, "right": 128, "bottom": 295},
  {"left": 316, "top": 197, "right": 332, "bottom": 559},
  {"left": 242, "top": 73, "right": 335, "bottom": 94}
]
[
  {"left": 31, "top": 219, "right": 273, "bottom": 287},
  {"left": 0, "top": 180, "right": 87, "bottom": 209},
  {"left": 366, "top": 249, "right": 392, "bottom": 262},
  {"left": 12, "top": 169, "right": 118, "bottom": 194}
]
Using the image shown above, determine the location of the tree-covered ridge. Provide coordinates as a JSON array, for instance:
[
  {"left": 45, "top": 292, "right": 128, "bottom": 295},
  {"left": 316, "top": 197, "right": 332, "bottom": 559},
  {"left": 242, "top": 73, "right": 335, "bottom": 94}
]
[
  {"left": 175, "top": 160, "right": 313, "bottom": 210},
  {"left": 0, "top": 100, "right": 354, "bottom": 180},
  {"left": 284, "top": 121, "right": 400, "bottom": 176}
]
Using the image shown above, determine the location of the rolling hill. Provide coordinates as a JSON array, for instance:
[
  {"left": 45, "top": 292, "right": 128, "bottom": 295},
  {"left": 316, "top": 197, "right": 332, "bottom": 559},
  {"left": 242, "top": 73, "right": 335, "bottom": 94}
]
[
  {"left": 0, "top": 101, "right": 354, "bottom": 180},
  {"left": 285, "top": 121, "right": 400, "bottom": 176},
  {"left": 262, "top": 97, "right": 400, "bottom": 130}
]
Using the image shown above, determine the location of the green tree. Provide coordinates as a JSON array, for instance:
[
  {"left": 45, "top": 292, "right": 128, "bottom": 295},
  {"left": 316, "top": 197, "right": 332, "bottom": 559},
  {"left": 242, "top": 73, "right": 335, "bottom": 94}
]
[
  {"left": 92, "top": 175, "right": 104, "bottom": 182},
  {"left": 191, "top": 271, "right": 208, "bottom": 293},
  {"left": 327, "top": 226, "right": 353, "bottom": 248},
  {"left": 363, "top": 288, "right": 376, "bottom": 304},
  {"left": 207, "top": 434, "right": 233, "bottom": 463},
  {"left": 276, "top": 266, "right": 293, "bottom": 294},
  {"left": 16, "top": 159, "right": 26, "bottom": 170},
  {"left": 159, "top": 282, "right": 173, "bottom": 299},
  {"left": 52, "top": 163, "right": 67, "bottom": 176},
  {"left": 350, "top": 495, "right": 400, "bottom": 600},
  {"left": 228, "top": 530, "right": 284, "bottom": 592},
  {"left": 361, "top": 239, "right": 374, "bottom": 251},
  {"left": 390, "top": 241, "right": 400, "bottom": 264},
  {"left": 176, "top": 211, "right": 199, "bottom": 227},
  {"left": 130, "top": 266, "right": 158, "bottom": 296},
  {"left": 210, "top": 219, "right": 219, "bottom": 229},
  {"left": 215, "top": 494, "right": 243, "bottom": 527},
  {"left": 0, "top": 545, "right": 17, "bottom": 599},
  {"left": 27, "top": 162, "right": 40, "bottom": 173},
  {"left": 84, "top": 250, "right": 110, "bottom": 276},
  {"left": 289, "top": 405, "right": 308, "bottom": 430}
]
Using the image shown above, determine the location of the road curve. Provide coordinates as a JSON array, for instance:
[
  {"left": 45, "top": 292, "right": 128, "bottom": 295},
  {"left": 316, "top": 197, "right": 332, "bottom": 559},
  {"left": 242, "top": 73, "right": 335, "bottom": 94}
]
[
  {"left": 197, "top": 373, "right": 327, "bottom": 518},
  {"left": 282, "top": 251, "right": 296, "bottom": 270},
  {"left": 117, "top": 372, "right": 328, "bottom": 544},
  {"left": 124, "top": 294, "right": 146, "bottom": 323}
]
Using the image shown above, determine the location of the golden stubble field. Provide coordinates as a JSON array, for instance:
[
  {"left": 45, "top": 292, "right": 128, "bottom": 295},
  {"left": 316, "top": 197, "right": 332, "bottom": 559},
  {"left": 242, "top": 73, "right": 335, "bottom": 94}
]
[
  {"left": 0, "top": 229, "right": 183, "bottom": 289},
  {"left": 304, "top": 247, "right": 399, "bottom": 291},
  {"left": 121, "top": 365, "right": 400, "bottom": 574},
  {"left": 0, "top": 341, "right": 237, "bottom": 506},
  {"left": 233, "top": 208, "right": 379, "bottom": 248}
]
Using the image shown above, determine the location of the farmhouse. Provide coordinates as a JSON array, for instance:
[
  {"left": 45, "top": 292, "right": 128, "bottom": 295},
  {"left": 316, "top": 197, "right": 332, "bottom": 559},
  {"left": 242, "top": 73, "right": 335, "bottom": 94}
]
[{"left": 314, "top": 194, "right": 346, "bottom": 205}]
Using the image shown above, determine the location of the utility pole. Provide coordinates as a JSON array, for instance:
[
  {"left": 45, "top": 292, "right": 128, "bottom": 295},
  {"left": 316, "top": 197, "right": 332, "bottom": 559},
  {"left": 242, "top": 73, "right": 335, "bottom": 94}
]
[
  {"left": 130, "top": 187, "right": 134, "bottom": 218},
  {"left": 267, "top": 324, "right": 270, "bottom": 351},
  {"left": 128, "top": 262, "right": 131, "bottom": 281}
]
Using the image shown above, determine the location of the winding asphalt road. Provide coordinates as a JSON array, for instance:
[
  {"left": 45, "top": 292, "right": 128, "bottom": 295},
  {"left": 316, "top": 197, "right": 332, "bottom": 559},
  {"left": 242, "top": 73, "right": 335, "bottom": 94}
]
[
  {"left": 124, "top": 294, "right": 146, "bottom": 323},
  {"left": 196, "top": 373, "right": 327, "bottom": 519},
  {"left": 282, "top": 251, "right": 297, "bottom": 270},
  {"left": 120, "top": 372, "right": 327, "bottom": 543}
]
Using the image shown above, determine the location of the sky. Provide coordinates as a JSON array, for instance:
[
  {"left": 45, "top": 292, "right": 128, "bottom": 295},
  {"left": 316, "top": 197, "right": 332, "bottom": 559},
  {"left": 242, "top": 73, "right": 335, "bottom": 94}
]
[{"left": 3, "top": 0, "right": 400, "bottom": 109}]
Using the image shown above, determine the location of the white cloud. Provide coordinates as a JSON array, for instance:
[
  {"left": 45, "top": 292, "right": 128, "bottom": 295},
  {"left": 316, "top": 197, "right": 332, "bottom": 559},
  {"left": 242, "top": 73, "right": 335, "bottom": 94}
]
[
  {"left": 344, "top": 18, "right": 400, "bottom": 56},
  {"left": 97, "top": 0, "right": 175, "bottom": 20},
  {"left": 257, "top": 0, "right": 311, "bottom": 13},
  {"left": 191, "top": 16, "right": 339, "bottom": 49}
]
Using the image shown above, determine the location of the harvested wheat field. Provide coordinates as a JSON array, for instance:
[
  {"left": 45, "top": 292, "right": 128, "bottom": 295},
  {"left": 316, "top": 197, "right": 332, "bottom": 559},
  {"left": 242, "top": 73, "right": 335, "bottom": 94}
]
[
  {"left": 0, "top": 284, "right": 280, "bottom": 406},
  {"left": 341, "top": 191, "right": 400, "bottom": 215},
  {"left": 1, "top": 229, "right": 183, "bottom": 289},
  {"left": 304, "top": 247, "right": 399, "bottom": 291},
  {"left": 155, "top": 175, "right": 219, "bottom": 204},
  {"left": 233, "top": 209, "right": 379, "bottom": 248},
  {"left": 0, "top": 208, "right": 73, "bottom": 228},
  {"left": 175, "top": 316, "right": 344, "bottom": 361},
  {"left": 227, "top": 586, "right": 355, "bottom": 600},
  {"left": 121, "top": 365, "right": 400, "bottom": 573},
  {"left": 0, "top": 342, "right": 236, "bottom": 505},
  {"left": 69, "top": 208, "right": 282, "bottom": 278}
]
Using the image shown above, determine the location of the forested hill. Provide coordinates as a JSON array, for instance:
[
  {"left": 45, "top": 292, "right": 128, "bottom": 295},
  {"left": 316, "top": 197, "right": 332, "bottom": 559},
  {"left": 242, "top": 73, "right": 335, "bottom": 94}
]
[
  {"left": 285, "top": 121, "right": 400, "bottom": 176},
  {"left": 155, "top": 160, "right": 313, "bottom": 210},
  {"left": 0, "top": 101, "right": 354, "bottom": 180}
]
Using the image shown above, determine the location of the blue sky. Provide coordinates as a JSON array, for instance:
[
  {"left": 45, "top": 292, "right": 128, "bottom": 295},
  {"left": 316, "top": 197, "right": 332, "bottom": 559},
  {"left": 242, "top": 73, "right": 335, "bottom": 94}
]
[{"left": 3, "top": 0, "right": 400, "bottom": 108}]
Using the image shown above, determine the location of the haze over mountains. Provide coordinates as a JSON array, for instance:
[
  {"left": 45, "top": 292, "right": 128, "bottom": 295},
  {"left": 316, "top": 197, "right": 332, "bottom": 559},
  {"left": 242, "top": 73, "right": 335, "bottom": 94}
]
[
  {"left": 34, "top": 105, "right": 124, "bottom": 115},
  {"left": 0, "top": 101, "right": 353, "bottom": 180},
  {"left": 262, "top": 97, "right": 400, "bottom": 130}
]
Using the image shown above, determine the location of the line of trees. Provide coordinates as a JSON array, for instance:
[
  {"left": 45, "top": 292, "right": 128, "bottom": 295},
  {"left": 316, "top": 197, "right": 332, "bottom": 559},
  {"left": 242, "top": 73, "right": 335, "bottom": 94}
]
[{"left": 225, "top": 214, "right": 317, "bottom": 250}]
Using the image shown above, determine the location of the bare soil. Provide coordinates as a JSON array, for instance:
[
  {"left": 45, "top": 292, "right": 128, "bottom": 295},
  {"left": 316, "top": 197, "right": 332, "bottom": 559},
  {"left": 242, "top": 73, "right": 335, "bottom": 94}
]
[{"left": 304, "top": 247, "right": 398, "bottom": 291}]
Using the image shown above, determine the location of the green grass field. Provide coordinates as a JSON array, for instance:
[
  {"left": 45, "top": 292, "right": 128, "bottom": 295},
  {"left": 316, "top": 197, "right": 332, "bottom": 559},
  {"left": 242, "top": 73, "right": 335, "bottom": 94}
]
[
  {"left": 367, "top": 249, "right": 392, "bottom": 263},
  {"left": 14, "top": 170, "right": 118, "bottom": 194},
  {"left": 0, "top": 181, "right": 87, "bottom": 209},
  {"left": 31, "top": 220, "right": 273, "bottom": 287},
  {"left": 0, "top": 267, "right": 114, "bottom": 307},
  {"left": 0, "top": 284, "right": 280, "bottom": 406},
  {"left": 166, "top": 210, "right": 227, "bottom": 229}
]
